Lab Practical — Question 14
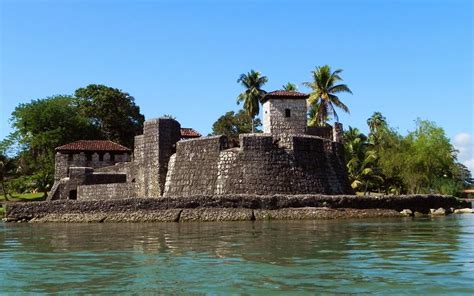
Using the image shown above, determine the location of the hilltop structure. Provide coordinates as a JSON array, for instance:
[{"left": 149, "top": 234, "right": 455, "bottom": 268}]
[{"left": 48, "top": 91, "right": 352, "bottom": 201}]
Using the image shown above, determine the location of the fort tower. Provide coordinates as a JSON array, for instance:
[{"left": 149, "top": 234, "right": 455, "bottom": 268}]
[{"left": 262, "top": 90, "right": 309, "bottom": 136}]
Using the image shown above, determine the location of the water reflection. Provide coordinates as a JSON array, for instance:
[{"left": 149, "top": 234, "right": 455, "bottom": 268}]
[{"left": 1, "top": 216, "right": 473, "bottom": 294}]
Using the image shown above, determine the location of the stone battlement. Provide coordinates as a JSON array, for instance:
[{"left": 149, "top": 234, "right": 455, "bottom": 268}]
[
  {"left": 49, "top": 90, "right": 352, "bottom": 201},
  {"left": 163, "top": 133, "right": 350, "bottom": 197}
]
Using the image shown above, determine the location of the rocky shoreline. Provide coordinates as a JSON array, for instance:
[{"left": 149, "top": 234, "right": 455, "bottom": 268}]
[{"left": 3, "top": 194, "right": 472, "bottom": 223}]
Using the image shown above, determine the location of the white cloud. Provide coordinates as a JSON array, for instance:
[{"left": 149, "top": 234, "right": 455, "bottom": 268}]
[{"left": 453, "top": 132, "right": 474, "bottom": 172}]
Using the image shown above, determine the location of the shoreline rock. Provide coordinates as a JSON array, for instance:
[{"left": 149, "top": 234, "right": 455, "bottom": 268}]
[
  {"left": 3, "top": 194, "right": 471, "bottom": 223},
  {"left": 454, "top": 208, "right": 474, "bottom": 214}
]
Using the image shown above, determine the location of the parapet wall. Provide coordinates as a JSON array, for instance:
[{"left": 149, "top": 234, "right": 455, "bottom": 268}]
[
  {"left": 77, "top": 183, "right": 135, "bottom": 200},
  {"left": 164, "top": 134, "right": 352, "bottom": 197},
  {"left": 164, "top": 136, "right": 228, "bottom": 196},
  {"left": 49, "top": 167, "right": 127, "bottom": 200}
]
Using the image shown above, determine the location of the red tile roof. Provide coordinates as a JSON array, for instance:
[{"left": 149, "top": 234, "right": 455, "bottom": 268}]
[
  {"left": 261, "top": 90, "right": 309, "bottom": 103},
  {"left": 181, "top": 128, "right": 201, "bottom": 138},
  {"left": 56, "top": 140, "right": 131, "bottom": 152}
]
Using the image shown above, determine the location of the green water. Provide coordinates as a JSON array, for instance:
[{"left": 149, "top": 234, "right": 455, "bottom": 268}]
[{"left": 1, "top": 216, "right": 474, "bottom": 294}]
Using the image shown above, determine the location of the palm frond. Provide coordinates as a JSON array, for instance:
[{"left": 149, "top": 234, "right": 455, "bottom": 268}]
[
  {"left": 328, "top": 84, "right": 353, "bottom": 95},
  {"left": 329, "top": 94, "right": 350, "bottom": 113}
]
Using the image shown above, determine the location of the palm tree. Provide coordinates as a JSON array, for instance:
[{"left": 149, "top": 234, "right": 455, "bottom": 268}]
[
  {"left": 344, "top": 127, "right": 383, "bottom": 195},
  {"left": 237, "top": 70, "right": 268, "bottom": 133},
  {"left": 303, "top": 65, "right": 352, "bottom": 126},
  {"left": 282, "top": 82, "right": 297, "bottom": 91},
  {"left": 347, "top": 149, "right": 384, "bottom": 195},
  {"left": 344, "top": 127, "right": 367, "bottom": 161},
  {"left": 367, "top": 112, "right": 386, "bottom": 134}
]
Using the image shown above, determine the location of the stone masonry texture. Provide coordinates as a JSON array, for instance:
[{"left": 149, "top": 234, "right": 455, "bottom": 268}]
[
  {"left": 262, "top": 98, "right": 307, "bottom": 135},
  {"left": 51, "top": 102, "right": 350, "bottom": 201},
  {"left": 4, "top": 195, "right": 471, "bottom": 223},
  {"left": 164, "top": 134, "right": 352, "bottom": 197}
]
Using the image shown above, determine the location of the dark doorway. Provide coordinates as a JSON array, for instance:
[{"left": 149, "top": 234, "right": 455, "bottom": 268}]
[
  {"left": 285, "top": 108, "right": 291, "bottom": 118},
  {"left": 69, "top": 190, "right": 77, "bottom": 200}
]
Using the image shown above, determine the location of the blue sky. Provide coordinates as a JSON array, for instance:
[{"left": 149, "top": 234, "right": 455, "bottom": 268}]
[{"left": 0, "top": 0, "right": 472, "bottom": 169}]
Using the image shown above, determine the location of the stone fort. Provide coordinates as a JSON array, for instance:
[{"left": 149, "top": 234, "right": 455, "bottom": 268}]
[{"left": 48, "top": 90, "right": 352, "bottom": 201}]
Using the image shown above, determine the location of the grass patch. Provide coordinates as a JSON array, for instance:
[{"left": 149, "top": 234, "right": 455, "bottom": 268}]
[{"left": 0, "top": 192, "right": 45, "bottom": 202}]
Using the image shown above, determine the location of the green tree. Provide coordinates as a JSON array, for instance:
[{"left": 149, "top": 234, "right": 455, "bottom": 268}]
[
  {"left": 211, "top": 109, "right": 262, "bottom": 143},
  {"left": 344, "top": 127, "right": 368, "bottom": 165},
  {"left": 348, "top": 150, "right": 384, "bottom": 195},
  {"left": 10, "top": 95, "right": 98, "bottom": 152},
  {"left": 367, "top": 112, "right": 387, "bottom": 145},
  {"left": 344, "top": 127, "right": 383, "bottom": 194},
  {"left": 0, "top": 155, "right": 14, "bottom": 200},
  {"left": 75, "top": 84, "right": 145, "bottom": 148},
  {"left": 282, "top": 82, "right": 297, "bottom": 91},
  {"left": 303, "top": 65, "right": 352, "bottom": 126},
  {"left": 399, "top": 119, "right": 459, "bottom": 194},
  {"left": 236, "top": 70, "right": 268, "bottom": 133},
  {"left": 6, "top": 95, "right": 97, "bottom": 195}
]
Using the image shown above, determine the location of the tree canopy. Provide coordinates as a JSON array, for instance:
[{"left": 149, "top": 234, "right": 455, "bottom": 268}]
[
  {"left": 345, "top": 113, "right": 469, "bottom": 195},
  {"left": 236, "top": 70, "right": 268, "bottom": 133},
  {"left": 303, "top": 65, "right": 352, "bottom": 126},
  {"left": 75, "top": 84, "right": 144, "bottom": 148},
  {"left": 282, "top": 82, "right": 298, "bottom": 91},
  {"left": 211, "top": 109, "right": 262, "bottom": 144},
  {"left": 2, "top": 85, "right": 144, "bottom": 195}
]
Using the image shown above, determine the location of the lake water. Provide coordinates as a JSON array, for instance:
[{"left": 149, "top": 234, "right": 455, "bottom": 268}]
[{"left": 1, "top": 215, "right": 474, "bottom": 294}]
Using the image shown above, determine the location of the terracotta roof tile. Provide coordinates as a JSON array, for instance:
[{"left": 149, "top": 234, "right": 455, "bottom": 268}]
[
  {"left": 261, "top": 90, "right": 309, "bottom": 103},
  {"left": 181, "top": 128, "right": 201, "bottom": 138},
  {"left": 56, "top": 140, "right": 131, "bottom": 152}
]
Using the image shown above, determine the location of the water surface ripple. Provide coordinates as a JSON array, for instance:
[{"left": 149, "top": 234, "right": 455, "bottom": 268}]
[{"left": 1, "top": 215, "right": 473, "bottom": 294}]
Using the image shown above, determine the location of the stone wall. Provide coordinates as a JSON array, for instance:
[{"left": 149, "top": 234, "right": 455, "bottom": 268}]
[
  {"left": 5, "top": 195, "right": 471, "bottom": 223},
  {"left": 132, "top": 135, "right": 145, "bottom": 196},
  {"left": 50, "top": 117, "right": 350, "bottom": 200},
  {"left": 306, "top": 126, "right": 333, "bottom": 140},
  {"left": 49, "top": 167, "right": 127, "bottom": 200},
  {"left": 54, "top": 152, "right": 130, "bottom": 180},
  {"left": 141, "top": 118, "right": 181, "bottom": 197},
  {"left": 157, "top": 119, "right": 182, "bottom": 196},
  {"left": 305, "top": 123, "right": 345, "bottom": 143},
  {"left": 217, "top": 135, "right": 350, "bottom": 195},
  {"left": 164, "top": 136, "right": 228, "bottom": 196},
  {"left": 262, "top": 99, "right": 307, "bottom": 135},
  {"left": 77, "top": 183, "right": 134, "bottom": 200},
  {"left": 164, "top": 134, "right": 352, "bottom": 197}
]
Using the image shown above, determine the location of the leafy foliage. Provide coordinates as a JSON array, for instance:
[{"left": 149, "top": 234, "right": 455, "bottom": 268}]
[
  {"left": 236, "top": 70, "right": 268, "bottom": 133},
  {"left": 211, "top": 110, "right": 262, "bottom": 144},
  {"left": 282, "top": 82, "right": 298, "bottom": 91},
  {"left": 303, "top": 65, "right": 352, "bottom": 126},
  {"left": 75, "top": 84, "right": 144, "bottom": 148},
  {"left": 3, "top": 85, "right": 144, "bottom": 195},
  {"left": 345, "top": 113, "right": 469, "bottom": 195}
]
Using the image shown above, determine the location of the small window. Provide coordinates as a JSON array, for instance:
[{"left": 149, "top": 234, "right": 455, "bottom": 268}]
[
  {"left": 86, "top": 153, "right": 92, "bottom": 161},
  {"left": 110, "top": 153, "right": 115, "bottom": 161},
  {"left": 99, "top": 153, "right": 104, "bottom": 161},
  {"left": 285, "top": 109, "right": 291, "bottom": 118},
  {"left": 68, "top": 154, "right": 74, "bottom": 161},
  {"left": 69, "top": 190, "right": 77, "bottom": 200}
]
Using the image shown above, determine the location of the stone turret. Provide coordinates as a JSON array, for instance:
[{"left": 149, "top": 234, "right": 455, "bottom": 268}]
[{"left": 262, "top": 90, "right": 310, "bottom": 136}]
